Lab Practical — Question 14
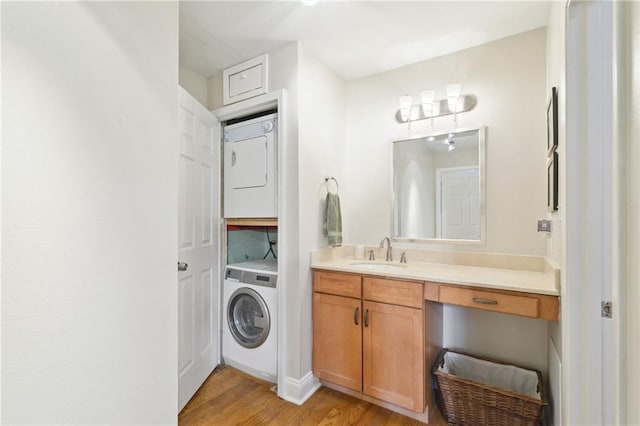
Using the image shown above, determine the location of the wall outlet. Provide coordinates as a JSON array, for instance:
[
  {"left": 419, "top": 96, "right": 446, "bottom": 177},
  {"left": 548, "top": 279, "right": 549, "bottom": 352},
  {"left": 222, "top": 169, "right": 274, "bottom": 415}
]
[{"left": 537, "top": 219, "right": 552, "bottom": 233}]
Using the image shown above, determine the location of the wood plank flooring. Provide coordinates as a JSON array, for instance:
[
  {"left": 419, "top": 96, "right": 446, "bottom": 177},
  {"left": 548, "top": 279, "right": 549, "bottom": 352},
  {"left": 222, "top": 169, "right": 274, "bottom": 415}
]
[{"left": 179, "top": 365, "right": 448, "bottom": 426}]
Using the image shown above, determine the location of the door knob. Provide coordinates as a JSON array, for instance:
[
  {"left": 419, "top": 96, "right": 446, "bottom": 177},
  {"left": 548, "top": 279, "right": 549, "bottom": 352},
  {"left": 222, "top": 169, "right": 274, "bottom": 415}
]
[{"left": 178, "top": 262, "right": 188, "bottom": 272}]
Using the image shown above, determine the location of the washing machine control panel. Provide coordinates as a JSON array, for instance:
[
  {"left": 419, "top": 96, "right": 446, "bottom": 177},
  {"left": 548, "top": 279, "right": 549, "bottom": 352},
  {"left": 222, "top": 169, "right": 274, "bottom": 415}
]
[
  {"left": 225, "top": 267, "right": 277, "bottom": 288},
  {"left": 226, "top": 268, "right": 243, "bottom": 281}
]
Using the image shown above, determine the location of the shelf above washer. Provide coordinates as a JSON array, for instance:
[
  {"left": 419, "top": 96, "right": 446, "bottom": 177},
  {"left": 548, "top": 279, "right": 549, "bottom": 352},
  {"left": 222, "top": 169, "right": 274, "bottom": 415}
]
[{"left": 226, "top": 218, "right": 278, "bottom": 227}]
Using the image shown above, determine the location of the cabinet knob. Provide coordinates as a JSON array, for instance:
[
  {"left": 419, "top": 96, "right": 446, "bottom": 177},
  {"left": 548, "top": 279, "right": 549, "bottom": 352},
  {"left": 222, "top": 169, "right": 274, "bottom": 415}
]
[
  {"left": 364, "top": 309, "right": 369, "bottom": 327},
  {"left": 354, "top": 307, "right": 359, "bottom": 325}
]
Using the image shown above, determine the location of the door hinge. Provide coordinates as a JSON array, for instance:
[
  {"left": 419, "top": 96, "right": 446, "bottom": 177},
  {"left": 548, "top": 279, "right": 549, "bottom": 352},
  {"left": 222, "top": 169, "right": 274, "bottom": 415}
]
[{"left": 601, "top": 301, "right": 612, "bottom": 319}]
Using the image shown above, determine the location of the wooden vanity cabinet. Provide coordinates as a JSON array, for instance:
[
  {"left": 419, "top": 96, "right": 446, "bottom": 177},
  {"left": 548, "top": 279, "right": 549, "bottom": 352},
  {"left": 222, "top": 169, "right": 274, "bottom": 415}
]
[
  {"left": 313, "top": 291, "right": 362, "bottom": 391},
  {"left": 313, "top": 271, "right": 362, "bottom": 391},
  {"left": 362, "top": 299, "right": 424, "bottom": 412},
  {"left": 313, "top": 271, "right": 426, "bottom": 414}
]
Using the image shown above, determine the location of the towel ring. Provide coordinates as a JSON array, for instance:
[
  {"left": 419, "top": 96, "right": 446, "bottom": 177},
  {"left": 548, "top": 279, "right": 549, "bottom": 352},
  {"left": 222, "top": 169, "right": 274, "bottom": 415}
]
[{"left": 324, "top": 176, "right": 339, "bottom": 194}]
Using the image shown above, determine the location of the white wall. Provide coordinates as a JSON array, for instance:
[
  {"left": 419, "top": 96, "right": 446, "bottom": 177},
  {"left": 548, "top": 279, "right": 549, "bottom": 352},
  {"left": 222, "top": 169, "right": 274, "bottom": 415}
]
[
  {"left": 207, "top": 71, "right": 223, "bottom": 110},
  {"left": 443, "top": 306, "right": 550, "bottom": 373},
  {"left": 545, "top": 3, "right": 566, "bottom": 424},
  {"left": 346, "top": 28, "right": 548, "bottom": 256},
  {"left": 264, "top": 42, "right": 305, "bottom": 398},
  {"left": 297, "top": 45, "right": 347, "bottom": 378},
  {"left": 624, "top": 4, "right": 640, "bottom": 422},
  {"left": 2, "top": 2, "right": 179, "bottom": 424},
  {"left": 179, "top": 65, "right": 208, "bottom": 107},
  {"left": 546, "top": 0, "right": 566, "bottom": 271}
]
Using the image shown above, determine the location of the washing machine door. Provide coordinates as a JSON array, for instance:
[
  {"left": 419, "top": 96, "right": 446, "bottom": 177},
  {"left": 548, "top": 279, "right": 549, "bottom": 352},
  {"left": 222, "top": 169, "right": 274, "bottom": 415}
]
[{"left": 227, "top": 287, "right": 270, "bottom": 348}]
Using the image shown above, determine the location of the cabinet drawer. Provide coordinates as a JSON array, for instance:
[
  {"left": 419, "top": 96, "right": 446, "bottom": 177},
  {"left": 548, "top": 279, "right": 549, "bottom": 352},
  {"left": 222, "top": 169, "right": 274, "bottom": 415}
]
[
  {"left": 439, "top": 285, "right": 539, "bottom": 318},
  {"left": 314, "top": 271, "right": 361, "bottom": 298},
  {"left": 363, "top": 277, "right": 423, "bottom": 309}
]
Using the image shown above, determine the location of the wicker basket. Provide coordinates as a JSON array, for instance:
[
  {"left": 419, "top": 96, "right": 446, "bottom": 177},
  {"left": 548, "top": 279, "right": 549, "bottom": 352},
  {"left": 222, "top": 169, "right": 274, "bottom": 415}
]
[{"left": 432, "top": 349, "right": 547, "bottom": 426}]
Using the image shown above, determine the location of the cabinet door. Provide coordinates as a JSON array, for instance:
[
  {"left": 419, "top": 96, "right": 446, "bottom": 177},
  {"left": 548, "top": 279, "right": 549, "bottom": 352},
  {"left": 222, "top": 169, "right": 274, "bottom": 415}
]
[
  {"left": 313, "top": 292, "right": 362, "bottom": 392},
  {"left": 363, "top": 300, "right": 424, "bottom": 412}
]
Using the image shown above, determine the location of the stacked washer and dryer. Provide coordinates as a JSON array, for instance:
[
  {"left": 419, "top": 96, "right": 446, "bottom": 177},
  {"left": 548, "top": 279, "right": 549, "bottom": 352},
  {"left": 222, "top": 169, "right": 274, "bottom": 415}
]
[{"left": 222, "top": 113, "right": 279, "bottom": 383}]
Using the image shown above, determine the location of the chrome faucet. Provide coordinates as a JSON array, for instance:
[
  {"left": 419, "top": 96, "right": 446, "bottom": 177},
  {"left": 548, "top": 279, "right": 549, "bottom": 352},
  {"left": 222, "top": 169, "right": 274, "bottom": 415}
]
[{"left": 379, "top": 237, "right": 392, "bottom": 262}]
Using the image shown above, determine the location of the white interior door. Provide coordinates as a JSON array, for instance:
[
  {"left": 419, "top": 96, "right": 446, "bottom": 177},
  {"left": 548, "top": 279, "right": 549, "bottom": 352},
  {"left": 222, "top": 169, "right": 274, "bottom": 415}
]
[
  {"left": 436, "top": 167, "right": 479, "bottom": 239},
  {"left": 178, "top": 88, "right": 220, "bottom": 411}
]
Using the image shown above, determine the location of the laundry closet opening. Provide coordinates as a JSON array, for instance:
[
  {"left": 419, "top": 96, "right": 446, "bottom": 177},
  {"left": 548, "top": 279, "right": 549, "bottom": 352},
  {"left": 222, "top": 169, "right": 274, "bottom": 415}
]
[{"left": 226, "top": 225, "right": 278, "bottom": 264}]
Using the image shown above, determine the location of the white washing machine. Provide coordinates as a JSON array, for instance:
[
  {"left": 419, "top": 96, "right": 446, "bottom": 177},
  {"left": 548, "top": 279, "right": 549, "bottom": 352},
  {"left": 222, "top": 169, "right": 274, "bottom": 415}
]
[{"left": 222, "top": 259, "right": 278, "bottom": 383}]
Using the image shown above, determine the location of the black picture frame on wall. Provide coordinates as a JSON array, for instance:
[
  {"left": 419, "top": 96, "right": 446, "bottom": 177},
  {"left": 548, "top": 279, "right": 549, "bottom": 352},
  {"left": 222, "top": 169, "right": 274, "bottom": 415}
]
[
  {"left": 547, "top": 152, "right": 559, "bottom": 212},
  {"left": 547, "top": 87, "right": 558, "bottom": 156}
]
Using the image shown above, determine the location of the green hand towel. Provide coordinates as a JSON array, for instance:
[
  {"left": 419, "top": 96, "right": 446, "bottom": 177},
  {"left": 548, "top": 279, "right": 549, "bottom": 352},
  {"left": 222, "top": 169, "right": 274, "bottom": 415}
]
[{"left": 323, "top": 192, "right": 342, "bottom": 247}]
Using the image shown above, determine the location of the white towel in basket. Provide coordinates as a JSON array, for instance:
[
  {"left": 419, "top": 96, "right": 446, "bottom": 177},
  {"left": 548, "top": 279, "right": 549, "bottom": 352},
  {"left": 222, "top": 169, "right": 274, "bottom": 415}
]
[{"left": 439, "top": 351, "right": 541, "bottom": 399}]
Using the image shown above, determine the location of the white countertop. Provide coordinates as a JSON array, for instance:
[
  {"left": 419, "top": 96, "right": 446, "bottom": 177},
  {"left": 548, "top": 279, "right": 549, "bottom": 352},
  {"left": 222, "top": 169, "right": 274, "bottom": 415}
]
[{"left": 311, "top": 257, "right": 559, "bottom": 296}]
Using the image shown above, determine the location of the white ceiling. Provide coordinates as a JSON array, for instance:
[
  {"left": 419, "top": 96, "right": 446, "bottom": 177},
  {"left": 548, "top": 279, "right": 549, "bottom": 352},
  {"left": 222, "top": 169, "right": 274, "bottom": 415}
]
[{"left": 179, "top": 1, "right": 550, "bottom": 81}]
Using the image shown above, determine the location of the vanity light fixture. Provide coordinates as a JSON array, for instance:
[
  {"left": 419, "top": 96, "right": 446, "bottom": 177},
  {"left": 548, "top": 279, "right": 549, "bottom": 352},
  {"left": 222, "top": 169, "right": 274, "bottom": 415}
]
[{"left": 395, "top": 84, "right": 475, "bottom": 125}]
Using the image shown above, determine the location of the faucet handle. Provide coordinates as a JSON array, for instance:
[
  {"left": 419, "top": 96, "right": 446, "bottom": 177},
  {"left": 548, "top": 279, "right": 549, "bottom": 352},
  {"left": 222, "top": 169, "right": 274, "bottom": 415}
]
[
  {"left": 368, "top": 250, "right": 375, "bottom": 261},
  {"left": 400, "top": 252, "right": 407, "bottom": 263}
]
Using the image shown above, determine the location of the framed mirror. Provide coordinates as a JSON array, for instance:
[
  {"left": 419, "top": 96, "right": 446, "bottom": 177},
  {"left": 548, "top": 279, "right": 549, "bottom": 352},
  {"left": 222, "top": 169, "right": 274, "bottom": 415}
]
[{"left": 392, "top": 127, "right": 485, "bottom": 243}]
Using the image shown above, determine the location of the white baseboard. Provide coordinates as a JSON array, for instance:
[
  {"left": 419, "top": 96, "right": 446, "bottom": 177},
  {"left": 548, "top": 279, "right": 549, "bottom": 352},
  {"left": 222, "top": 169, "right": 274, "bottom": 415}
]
[{"left": 279, "top": 371, "right": 321, "bottom": 405}]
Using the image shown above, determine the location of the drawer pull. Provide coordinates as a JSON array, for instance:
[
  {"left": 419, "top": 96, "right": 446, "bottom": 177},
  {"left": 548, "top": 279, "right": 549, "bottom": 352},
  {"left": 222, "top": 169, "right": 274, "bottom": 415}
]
[
  {"left": 354, "top": 307, "right": 359, "bottom": 325},
  {"left": 473, "top": 297, "right": 498, "bottom": 305}
]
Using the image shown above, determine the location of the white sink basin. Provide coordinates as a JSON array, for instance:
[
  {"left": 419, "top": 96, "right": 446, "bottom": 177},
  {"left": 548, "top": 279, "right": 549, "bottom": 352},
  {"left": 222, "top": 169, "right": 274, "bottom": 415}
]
[{"left": 350, "top": 262, "right": 407, "bottom": 271}]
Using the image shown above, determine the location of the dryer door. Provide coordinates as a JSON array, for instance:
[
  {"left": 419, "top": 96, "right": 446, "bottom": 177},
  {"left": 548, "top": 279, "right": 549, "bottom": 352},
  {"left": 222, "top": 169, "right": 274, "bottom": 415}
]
[
  {"left": 229, "top": 136, "right": 267, "bottom": 189},
  {"left": 227, "top": 287, "right": 270, "bottom": 348}
]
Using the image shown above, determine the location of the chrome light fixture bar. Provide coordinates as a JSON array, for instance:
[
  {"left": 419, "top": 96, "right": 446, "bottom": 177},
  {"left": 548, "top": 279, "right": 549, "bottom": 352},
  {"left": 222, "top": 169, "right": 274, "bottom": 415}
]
[{"left": 395, "top": 86, "right": 476, "bottom": 124}]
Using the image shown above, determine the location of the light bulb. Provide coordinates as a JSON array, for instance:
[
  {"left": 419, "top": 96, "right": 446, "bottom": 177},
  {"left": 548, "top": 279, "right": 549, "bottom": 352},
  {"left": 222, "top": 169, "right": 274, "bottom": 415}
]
[
  {"left": 446, "top": 83, "right": 462, "bottom": 113},
  {"left": 399, "top": 95, "right": 413, "bottom": 122},
  {"left": 420, "top": 90, "right": 435, "bottom": 116}
]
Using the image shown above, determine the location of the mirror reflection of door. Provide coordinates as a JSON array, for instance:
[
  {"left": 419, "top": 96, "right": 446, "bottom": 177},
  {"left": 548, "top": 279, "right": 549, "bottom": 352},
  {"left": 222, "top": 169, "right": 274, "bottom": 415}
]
[
  {"left": 436, "top": 167, "right": 480, "bottom": 239},
  {"left": 392, "top": 127, "right": 485, "bottom": 242}
]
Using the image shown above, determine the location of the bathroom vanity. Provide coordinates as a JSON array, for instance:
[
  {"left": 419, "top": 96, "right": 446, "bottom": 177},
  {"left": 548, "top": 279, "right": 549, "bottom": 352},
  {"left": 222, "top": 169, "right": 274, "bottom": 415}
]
[{"left": 310, "top": 248, "right": 560, "bottom": 423}]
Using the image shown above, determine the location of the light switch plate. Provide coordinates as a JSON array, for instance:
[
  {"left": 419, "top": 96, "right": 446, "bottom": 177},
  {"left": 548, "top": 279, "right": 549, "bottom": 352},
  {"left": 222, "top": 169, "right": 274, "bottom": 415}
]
[{"left": 537, "top": 219, "right": 552, "bottom": 232}]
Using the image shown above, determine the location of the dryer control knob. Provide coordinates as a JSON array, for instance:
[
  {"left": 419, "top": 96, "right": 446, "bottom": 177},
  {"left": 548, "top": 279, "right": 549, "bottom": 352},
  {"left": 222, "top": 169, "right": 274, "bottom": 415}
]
[{"left": 263, "top": 121, "right": 274, "bottom": 132}]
